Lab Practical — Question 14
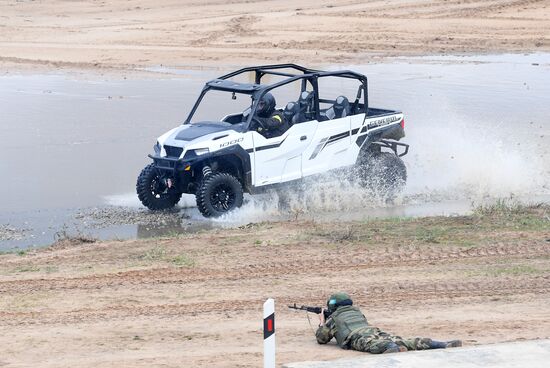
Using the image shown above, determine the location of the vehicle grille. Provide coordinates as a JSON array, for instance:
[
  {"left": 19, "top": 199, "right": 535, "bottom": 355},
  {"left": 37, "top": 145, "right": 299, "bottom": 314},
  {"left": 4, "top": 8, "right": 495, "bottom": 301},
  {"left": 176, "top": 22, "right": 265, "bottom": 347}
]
[{"left": 164, "top": 145, "right": 183, "bottom": 158}]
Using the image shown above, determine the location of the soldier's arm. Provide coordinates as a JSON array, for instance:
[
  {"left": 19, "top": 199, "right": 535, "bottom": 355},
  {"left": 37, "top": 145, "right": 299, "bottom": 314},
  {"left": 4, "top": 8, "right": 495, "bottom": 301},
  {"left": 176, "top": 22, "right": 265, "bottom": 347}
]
[
  {"left": 262, "top": 112, "right": 284, "bottom": 129},
  {"left": 315, "top": 318, "right": 335, "bottom": 344}
]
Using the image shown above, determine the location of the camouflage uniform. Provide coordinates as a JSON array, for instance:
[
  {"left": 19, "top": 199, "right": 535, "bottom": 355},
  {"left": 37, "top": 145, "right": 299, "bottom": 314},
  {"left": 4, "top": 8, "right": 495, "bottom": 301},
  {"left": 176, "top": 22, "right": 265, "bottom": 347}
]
[{"left": 316, "top": 305, "right": 435, "bottom": 354}]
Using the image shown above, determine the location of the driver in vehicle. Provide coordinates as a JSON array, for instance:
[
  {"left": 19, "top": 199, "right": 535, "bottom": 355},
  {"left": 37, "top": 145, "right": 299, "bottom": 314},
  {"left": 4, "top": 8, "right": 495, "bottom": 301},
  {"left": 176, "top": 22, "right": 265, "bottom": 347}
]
[{"left": 253, "top": 92, "right": 289, "bottom": 138}]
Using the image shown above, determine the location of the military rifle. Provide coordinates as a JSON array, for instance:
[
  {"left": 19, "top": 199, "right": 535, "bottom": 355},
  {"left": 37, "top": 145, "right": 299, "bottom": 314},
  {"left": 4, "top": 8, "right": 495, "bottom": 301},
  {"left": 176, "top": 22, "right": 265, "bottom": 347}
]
[{"left": 288, "top": 303, "right": 331, "bottom": 320}]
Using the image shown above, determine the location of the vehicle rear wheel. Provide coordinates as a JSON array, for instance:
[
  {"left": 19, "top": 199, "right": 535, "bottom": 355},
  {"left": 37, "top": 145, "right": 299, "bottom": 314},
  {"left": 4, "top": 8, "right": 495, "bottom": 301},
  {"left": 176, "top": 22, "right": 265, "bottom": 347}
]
[
  {"left": 136, "top": 163, "right": 182, "bottom": 210},
  {"left": 358, "top": 151, "right": 407, "bottom": 200},
  {"left": 196, "top": 172, "right": 244, "bottom": 217}
]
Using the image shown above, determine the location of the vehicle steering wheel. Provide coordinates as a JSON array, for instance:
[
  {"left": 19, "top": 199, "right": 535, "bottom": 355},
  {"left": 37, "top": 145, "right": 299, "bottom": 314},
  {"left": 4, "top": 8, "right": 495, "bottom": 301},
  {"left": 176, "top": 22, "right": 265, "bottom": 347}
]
[{"left": 251, "top": 116, "right": 268, "bottom": 131}]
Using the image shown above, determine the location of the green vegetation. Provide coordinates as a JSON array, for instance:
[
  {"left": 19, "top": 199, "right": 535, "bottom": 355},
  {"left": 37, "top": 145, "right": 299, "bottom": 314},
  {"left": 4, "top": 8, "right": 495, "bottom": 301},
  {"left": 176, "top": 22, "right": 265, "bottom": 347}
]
[
  {"left": 139, "top": 246, "right": 167, "bottom": 261},
  {"left": 138, "top": 245, "right": 195, "bottom": 267},
  {"left": 12, "top": 265, "right": 40, "bottom": 273},
  {"left": 472, "top": 198, "right": 534, "bottom": 216},
  {"left": 44, "top": 265, "right": 59, "bottom": 273},
  {"left": 53, "top": 225, "right": 97, "bottom": 246},
  {"left": 296, "top": 201, "right": 548, "bottom": 248},
  {"left": 468, "top": 265, "right": 548, "bottom": 277},
  {"left": 414, "top": 226, "right": 449, "bottom": 244},
  {"left": 170, "top": 254, "right": 195, "bottom": 267},
  {"left": 0, "top": 249, "right": 28, "bottom": 256}
]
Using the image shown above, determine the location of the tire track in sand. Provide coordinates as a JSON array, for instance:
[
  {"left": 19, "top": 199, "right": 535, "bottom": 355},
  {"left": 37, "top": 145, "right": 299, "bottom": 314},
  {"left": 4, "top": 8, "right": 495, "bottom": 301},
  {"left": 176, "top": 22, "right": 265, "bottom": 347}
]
[
  {"left": 1, "top": 242, "right": 547, "bottom": 294},
  {"left": 0, "top": 275, "right": 548, "bottom": 326}
]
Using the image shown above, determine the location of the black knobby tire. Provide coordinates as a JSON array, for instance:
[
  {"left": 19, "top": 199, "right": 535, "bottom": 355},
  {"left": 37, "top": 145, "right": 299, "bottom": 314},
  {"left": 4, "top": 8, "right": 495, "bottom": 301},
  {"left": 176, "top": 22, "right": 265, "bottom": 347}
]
[
  {"left": 136, "top": 163, "right": 182, "bottom": 210},
  {"left": 196, "top": 172, "right": 244, "bottom": 217},
  {"left": 358, "top": 152, "right": 407, "bottom": 200}
]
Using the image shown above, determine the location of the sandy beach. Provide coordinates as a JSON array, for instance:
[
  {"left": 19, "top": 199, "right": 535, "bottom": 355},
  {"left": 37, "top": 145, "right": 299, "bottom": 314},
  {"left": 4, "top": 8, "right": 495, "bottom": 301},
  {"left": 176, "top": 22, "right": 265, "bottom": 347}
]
[{"left": 1, "top": 0, "right": 549, "bottom": 72}]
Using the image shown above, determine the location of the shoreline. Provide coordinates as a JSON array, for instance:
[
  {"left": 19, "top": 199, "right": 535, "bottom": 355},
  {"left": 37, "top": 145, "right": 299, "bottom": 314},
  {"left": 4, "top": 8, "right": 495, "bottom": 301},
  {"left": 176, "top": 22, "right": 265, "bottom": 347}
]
[{"left": 2, "top": 50, "right": 550, "bottom": 78}]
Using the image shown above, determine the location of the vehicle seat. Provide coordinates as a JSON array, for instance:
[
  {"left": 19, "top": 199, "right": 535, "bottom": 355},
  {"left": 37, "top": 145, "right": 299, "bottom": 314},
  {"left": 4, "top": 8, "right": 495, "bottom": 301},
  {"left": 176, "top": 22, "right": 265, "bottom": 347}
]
[
  {"left": 320, "top": 96, "right": 350, "bottom": 121},
  {"left": 297, "top": 91, "right": 315, "bottom": 121},
  {"left": 283, "top": 101, "right": 301, "bottom": 125},
  {"left": 333, "top": 96, "right": 350, "bottom": 118}
]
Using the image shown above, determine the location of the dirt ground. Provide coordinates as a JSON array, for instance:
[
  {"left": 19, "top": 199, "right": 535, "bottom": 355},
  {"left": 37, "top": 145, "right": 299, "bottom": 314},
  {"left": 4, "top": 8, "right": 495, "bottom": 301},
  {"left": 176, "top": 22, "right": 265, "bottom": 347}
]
[
  {"left": 1, "top": 0, "right": 550, "bottom": 72},
  {"left": 1, "top": 205, "right": 549, "bottom": 367}
]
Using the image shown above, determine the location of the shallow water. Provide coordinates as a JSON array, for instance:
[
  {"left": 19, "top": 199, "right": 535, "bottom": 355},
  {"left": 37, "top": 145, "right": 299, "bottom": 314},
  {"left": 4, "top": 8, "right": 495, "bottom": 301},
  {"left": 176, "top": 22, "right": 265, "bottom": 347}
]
[{"left": 1, "top": 53, "right": 549, "bottom": 250}]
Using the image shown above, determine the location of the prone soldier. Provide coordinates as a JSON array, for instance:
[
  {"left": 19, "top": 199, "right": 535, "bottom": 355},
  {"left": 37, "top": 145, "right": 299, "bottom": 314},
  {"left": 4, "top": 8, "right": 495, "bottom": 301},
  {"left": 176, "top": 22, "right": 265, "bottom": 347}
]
[{"left": 314, "top": 292, "right": 462, "bottom": 354}]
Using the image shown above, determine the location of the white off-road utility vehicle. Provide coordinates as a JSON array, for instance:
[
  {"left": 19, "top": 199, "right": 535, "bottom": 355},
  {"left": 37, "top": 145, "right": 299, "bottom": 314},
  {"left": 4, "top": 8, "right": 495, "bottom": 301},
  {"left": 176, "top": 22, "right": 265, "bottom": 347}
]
[{"left": 137, "top": 64, "right": 409, "bottom": 217}]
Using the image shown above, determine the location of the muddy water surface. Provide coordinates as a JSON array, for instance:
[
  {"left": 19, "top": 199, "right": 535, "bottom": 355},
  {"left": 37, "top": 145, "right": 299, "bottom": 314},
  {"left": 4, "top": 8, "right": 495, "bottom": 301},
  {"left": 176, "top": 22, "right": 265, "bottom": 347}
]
[{"left": 1, "top": 54, "right": 549, "bottom": 249}]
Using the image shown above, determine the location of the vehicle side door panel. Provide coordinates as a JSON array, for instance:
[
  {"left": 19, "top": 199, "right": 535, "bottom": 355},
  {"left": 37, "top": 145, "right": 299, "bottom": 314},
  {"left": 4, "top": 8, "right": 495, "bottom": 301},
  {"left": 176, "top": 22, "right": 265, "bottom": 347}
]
[
  {"left": 252, "top": 120, "right": 318, "bottom": 186},
  {"left": 301, "top": 116, "right": 353, "bottom": 177}
]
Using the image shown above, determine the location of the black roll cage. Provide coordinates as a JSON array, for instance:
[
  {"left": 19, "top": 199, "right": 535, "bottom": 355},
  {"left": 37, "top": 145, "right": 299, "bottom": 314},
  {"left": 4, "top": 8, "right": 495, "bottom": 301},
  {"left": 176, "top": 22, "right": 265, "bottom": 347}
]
[{"left": 184, "top": 64, "right": 369, "bottom": 129}]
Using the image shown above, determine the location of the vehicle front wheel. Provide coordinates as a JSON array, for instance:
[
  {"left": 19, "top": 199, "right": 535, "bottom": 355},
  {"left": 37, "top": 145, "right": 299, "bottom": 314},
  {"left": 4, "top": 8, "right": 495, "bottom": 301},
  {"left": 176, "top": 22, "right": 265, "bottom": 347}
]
[
  {"left": 358, "top": 152, "right": 407, "bottom": 201},
  {"left": 136, "top": 163, "right": 182, "bottom": 210},
  {"left": 196, "top": 172, "right": 244, "bottom": 217}
]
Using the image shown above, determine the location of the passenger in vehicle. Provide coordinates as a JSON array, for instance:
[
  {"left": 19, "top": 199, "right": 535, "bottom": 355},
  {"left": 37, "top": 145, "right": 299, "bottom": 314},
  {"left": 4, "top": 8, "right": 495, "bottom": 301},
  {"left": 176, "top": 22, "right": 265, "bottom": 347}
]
[{"left": 252, "top": 92, "right": 289, "bottom": 138}]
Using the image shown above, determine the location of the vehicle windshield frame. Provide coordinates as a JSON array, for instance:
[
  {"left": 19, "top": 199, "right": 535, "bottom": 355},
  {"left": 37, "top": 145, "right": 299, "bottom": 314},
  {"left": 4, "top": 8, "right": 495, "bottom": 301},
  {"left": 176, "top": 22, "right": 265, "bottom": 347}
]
[{"left": 184, "top": 87, "right": 255, "bottom": 125}]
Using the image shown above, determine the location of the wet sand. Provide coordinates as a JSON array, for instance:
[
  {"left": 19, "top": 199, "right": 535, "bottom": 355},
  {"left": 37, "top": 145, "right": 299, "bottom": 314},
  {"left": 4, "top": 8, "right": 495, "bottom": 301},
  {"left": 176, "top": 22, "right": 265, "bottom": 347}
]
[{"left": 1, "top": 0, "right": 550, "bottom": 72}]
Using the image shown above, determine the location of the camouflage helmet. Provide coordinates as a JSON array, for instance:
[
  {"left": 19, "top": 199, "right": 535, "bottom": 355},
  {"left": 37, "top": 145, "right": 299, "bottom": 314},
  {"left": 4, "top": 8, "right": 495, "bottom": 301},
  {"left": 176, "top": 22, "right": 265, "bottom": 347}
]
[{"left": 327, "top": 292, "right": 352, "bottom": 312}]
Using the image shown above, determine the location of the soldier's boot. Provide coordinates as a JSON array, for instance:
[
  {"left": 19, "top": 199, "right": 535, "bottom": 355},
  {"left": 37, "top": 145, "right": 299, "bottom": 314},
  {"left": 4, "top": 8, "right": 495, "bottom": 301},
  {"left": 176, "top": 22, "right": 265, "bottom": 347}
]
[
  {"left": 382, "top": 342, "right": 407, "bottom": 353},
  {"left": 428, "top": 340, "right": 462, "bottom": 349},
  {"left": 445, "top": 340, "right": 462, "bottom": 348}
]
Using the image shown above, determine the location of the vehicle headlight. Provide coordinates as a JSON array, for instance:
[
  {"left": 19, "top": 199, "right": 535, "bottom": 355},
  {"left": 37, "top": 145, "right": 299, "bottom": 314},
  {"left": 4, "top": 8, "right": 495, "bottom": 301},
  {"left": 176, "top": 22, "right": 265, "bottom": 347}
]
[
  {"left": 193, "top": 148, "right": 210, "bottom": 156},
  {"left": 153, "top": 141, "right": 161, "bottom": 155}
]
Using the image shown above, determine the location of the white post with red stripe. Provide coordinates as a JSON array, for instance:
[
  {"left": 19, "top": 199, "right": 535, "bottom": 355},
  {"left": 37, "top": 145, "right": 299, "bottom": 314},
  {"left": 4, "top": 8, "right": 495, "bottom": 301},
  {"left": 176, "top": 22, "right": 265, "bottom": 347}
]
[{"left": 263, "top": 298, "right": 275, "bottom": 368}]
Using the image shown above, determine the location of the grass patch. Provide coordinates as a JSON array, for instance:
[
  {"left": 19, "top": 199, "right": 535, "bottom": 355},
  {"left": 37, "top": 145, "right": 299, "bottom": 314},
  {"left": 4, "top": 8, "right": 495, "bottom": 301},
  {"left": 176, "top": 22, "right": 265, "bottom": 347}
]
[
  {"left": 8, "top": 264, "right": 59, "bottom": 274},
  {"left": 170, "top": 254, "right": 195, "bottom": 267},
  {"left": 473, "top": 198, "right": 546, "bottom": 217},
  {"left": 52, "top": 227, "right": 97, "bottom": 247},
  {"left": 415, "top": 226, "right": 449, "bottom": 244},
  {"left": 12, "top": 265, "right": 40, "bottom": 273},
  {"left": 487, "top": 265, "right": 545, "bottom": 276},
  {"left": 138, "top": 246, "right": 195, "bottom": 267},
  {"left": 468, "top": 265, "right": 548, "bottom": 277},
  {"left": 299, "top": 202, "right": 548, "bottom": 249},
  {"left": 139, "top": 246, "right": 167, "bottom": 261},
  {"left": 44, "top": 265, "right": 59, "bottom": 273},
  {"left": 0, "top": 249, "right": 25, "bottom": 256},
  {"left": 309, "top": 224, "right": 361, "bottom": 243},
  {"left": 371, "top": 216, "right": 414, "bottom": 224}
]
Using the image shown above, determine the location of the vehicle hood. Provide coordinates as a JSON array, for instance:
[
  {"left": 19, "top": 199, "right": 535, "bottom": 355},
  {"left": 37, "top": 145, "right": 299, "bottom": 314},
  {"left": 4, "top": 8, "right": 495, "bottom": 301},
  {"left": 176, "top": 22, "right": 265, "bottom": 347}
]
[
  {"left": 174, "top": 121, "right": 234, "bottom": 141},
  {"left": 158, "top": 121, "right": 245, "bottom": 155}
]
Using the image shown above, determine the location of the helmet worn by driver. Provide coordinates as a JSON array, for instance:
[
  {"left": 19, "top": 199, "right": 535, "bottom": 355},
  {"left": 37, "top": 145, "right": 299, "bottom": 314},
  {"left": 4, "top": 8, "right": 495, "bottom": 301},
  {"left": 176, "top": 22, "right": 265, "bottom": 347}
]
[
  {"left": 257, "top": 93, "right": 276, "bottom": 118},
  {"left": 327, "top": 292, "right": 353, "bottom": 312}
]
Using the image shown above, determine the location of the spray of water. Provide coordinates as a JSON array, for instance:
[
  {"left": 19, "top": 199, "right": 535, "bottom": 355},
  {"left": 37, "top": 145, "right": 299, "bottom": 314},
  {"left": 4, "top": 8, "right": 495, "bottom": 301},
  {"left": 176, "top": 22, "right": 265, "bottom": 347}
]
[
  {"left": 217, "top": 112, "right": 549, "bottom": 223},
  {"left": 405, "top": 111, "right": 549, "bottom": 201}
]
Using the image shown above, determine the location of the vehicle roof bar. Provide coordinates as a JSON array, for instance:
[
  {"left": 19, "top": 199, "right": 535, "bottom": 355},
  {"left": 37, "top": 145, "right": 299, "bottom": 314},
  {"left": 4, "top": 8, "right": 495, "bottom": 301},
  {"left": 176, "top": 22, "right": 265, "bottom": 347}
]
[
  {"left": 257, "top": 69, "right": 299, "bottom": 78},
  {"left": 218, "top": 63, "right": 320, "bottom": 80}
]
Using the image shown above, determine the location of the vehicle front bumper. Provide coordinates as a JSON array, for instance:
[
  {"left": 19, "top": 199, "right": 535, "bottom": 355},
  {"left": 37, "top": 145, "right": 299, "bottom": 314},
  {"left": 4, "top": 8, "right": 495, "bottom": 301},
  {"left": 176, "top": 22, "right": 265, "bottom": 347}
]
[
  {"left": 148, "top": 154, "right": 197, "bottom": 193},
  {"left": 148, "top": 154, "right": 187, "bottom": 173}
]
